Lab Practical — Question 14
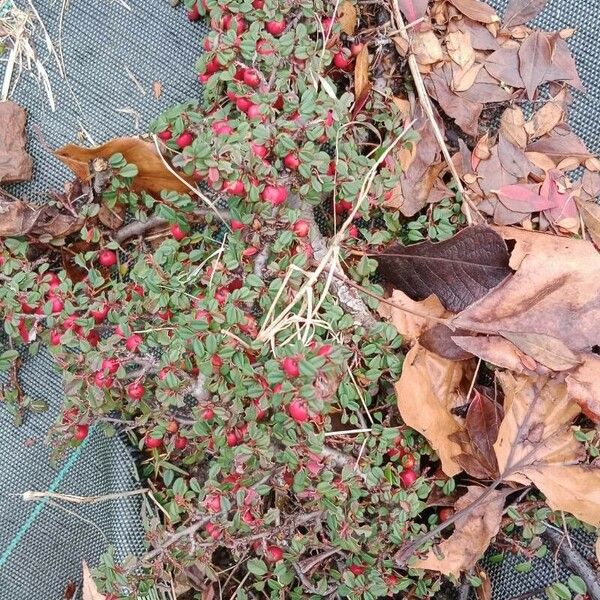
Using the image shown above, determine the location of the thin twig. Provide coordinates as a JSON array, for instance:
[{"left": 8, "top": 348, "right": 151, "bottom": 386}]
[{"left": 22, "top": 488, "right": 149, "bottom": 504}]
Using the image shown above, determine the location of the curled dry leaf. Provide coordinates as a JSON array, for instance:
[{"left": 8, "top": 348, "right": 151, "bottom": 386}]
[
  {"left": 412, "top": 486, "right": 508, "bottom": 577},
  {"left": 412, "top": 29, "right": 444, "bottom": 65},
  {"left": 338, "top": 0, "right": 357, "bottom": 35},
  {"left": 566, "top": 354, "right": 600, "bottom": 423},
  {"left": 377, "top": 226, "right": 512, "bottom": 312},
  {"left": 56, "top": 137, "right": 194, "bottom": 196},
  {"left": 353, "top": 45, "right": 370, "bottom": 100},
  {"left": 499, "top": 106, "right": 527, "bottom": 149},
  {"left": 395, "top": 344, "right": 468, "bottom": 476},
  {"left": 525, "top": 88, "right": 568, "bottom": 139},
  {"left": 446, "top": 31, "right": 475, "bottom": 69},
  {"left": 452, "top": 227, "right": 600, "bottom": 352},
  {"left": 495, "top": 372, "right": 600, "bottom": 526},
  {"left": 447, "top": 0, "right": 499, "bottom": 24},
  {"left": 82, "top": 561, "right": 105, "bottom": 600}
]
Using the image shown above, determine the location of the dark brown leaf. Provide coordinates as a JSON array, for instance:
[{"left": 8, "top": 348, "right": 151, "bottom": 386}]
[
  {"left": 420, "top": 324, "right": 474, "bottom": 360},
  {"left": 504, "top": 0, "right": 549, "bottom": 27},
  {"left": 377, "top": 226, "right": 512, "bottom": 312},
  {"left": 0, "top": 101, "right": 33, "bottom": 183},
  {"left": 466, "top": 391, "right": 502, "bottom": 474},
  {"left": 518, "top": 31, "right": 552, "bottom": 100},
  {"left": 447, "top": 0, "right": 499, "bottom": 24},
  {"left": 543, "top": 36, "right": 584, "bottom": 91},
  {"left": 485, "top": 46, "right": 524, "bottom": 88},
  {"left": 527, "top": 125, "right": 591, "bottom": 161}
]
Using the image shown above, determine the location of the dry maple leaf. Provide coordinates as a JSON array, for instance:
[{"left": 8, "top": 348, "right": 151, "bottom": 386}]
[
  {"left": 56, "top": 137, "right": 194, "bottom": 196},
  {"left": 411, "top": 485, "right": 509, "bottom": 577},
  {"left": 452, "top": 227, "right": 600, "bottom": 353},
  {"left": 82, "top": 561, "right": 105, "bottom": 600},
  {"left": 494, "top": 372, "right": 600, "bottom": 526},
  {"left": 395, "top": 343, "right": 468, "bottom": 476}
]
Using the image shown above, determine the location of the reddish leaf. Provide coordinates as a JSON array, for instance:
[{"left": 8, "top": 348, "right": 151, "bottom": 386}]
[
  {"left": 447, "top": 0, "right": 499, "bottom": 24},
  {"left": 484, "top": 46, "right": 524, "bottom": 89},
  {"left": 504, "top": 0, "right": 549, "bottom": 27},
  {"left": 377, "top": 226, "right": 512, "bottom": 312},
  {"left": 420, "top": 324, "right": 474, "bottom": 360},
  {"left": 527, "top": 125, "right": 591, "bottom": 161},
  {"left": 518, "top": 31, "right": 552, "bottom": 100},
  {"left": 396, "top": 0, "right": 428, "bottom": 24},
  {"left": 494, "top": 183, "right": 555, "bottom": 213},
  {"left": 543, "top": 36, "right": 584, "bottom": 91},
  {"left": 466, "top": 391, "right": 503, "bottom": 474}
]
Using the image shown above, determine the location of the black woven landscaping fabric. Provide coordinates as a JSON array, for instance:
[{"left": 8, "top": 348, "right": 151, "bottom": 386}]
[{"left": 0, "top": 2, "right": 205, "bottom": 599}]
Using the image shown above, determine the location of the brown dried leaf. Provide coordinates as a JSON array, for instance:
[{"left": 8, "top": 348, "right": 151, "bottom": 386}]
[
  {"left": 525, "top": 88, "right": 568, "bottom": 139},
  {"left": 82, "top": 562, "right": 105, "bottom": 600},
  {"left": 452, "top": 228, "right": 600, "bottom": 352},
  {"left": 377, "top": 291, "right": 448, "bottom": 343},
  {"left": 56, "top": 137, "right": 194, "bottom": 196},
  {"left": 494, "top": 373, "right": 600, "bottom": 526},
  {"left": 485, "top": 45, "right": 524, "bottom": 88},
  {"left": 566, "top": 354, "right": 600, "bottom": 423},
  {"left": 575, "top": 197, "right": 600, "bottom": 247},
  {"left": 466, "top": 391, "right": 502, "bottom": 473},
  {"left": 412, "top": 486, "right": 508, "bottom": 577},
  {"left": 98, "top": 203, "right": 125, "bottom": 230},
  {"left": 396, "top": 0, "right": 429, "bottom": 23},
  {"left": 518, "top": 31, "right": 553, "bottom": 99},
  {"left": 0, "top": 101, "right": 33, "bottom": 183},
  {"left": 504, "top": 0, "right": 549, "bottom": 27},
  {"left": 395, "top": 344, "right": 467, "bottom": 476},
  {"left": 527, "top": 125, "right": 591, "bottom": 162},
  {"left": 338, "top": 1, "right": 357, "bottom": 35},
  {"left": 447, "top": 0, "right": 499, "bottom": 24},
  {"left": 354, "top": 45, "right": 370, "bottom": 100},
  {"left": 413, "top": 29, "right": 444, "bottom": 65},
  {"left": 420, "top": 324, "right": 474, "bottom": 360},
  {"left": 499, "top": 331, "right": 581, "bottom": 371},
  {"left": 152, "top": 80, "right": 163, "bottom": 99},
  {"left": 500, "top": 106, "right": 527, "bottom": 148},
  {"left": 452, "top": 63, "right": 483, "bottom": 92},
  {"left": 447, "top": 31, "right": 475, "bottom": 68}
]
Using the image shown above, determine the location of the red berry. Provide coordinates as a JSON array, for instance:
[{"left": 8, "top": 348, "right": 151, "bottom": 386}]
[
  {"left": 243, "top": 69, "right": 261, "bottom": 88},
  {"left": 226, "top": 431, "right": 240, "bottom": 447},
  {"left": 351, "top": 42, "right": 364, "bottom": 56},
  {"left": 205, "top": 494, "right": 221, "bottom": 512},
  {"left": 50, "top": 296, "right": 64, "bottom": 313},
  {"left": 236, "top": 96, "right": 252, "bottom": 112},
  {"left": 174, "top": 435, "right": 188, "bottom": 450},
  {"left": 90, "top": 303, "right": 110, "bottom": 323},
  {"left": 202, "top": 407, "right": 215, "bottom": 420},
  {"left": 125, "top": 334, "right": 143, "bottom": 352},
  {"left": 49, "top": 330, "right": 62, "bottom": 346},
  {"left": 262, "top": 185, "right": 288, "bottom": 206},
  {"left": 213, "top": 120, "right": 233, "bottom": 136},
  {"left": 145, "top": 435, "right": 163, "bottom": 449},
  {"left": 349, "top": 564, "right": 365, "bottom": 576},
  {"left": 256, "top": 39, "right": 275, "bottom": 55},
  {"left": 283, "top": 153, "right": 300, "bottom": 170},
  {"left": 98, "top": 249, "right": 117, "bottom": 268},
  {"left": 252, "top": 0, "right": 264, "bottom": 7},
  {"left": 45, "top": 272, "right": 61, "bottom": 289},
  {"left": 158, "top": 129, "right": 172, "bottom": 141},
  {"left": 333, "top": 50, "right": 353, "bottom": 71},
  {"left": 176, "top": 131, "right": 194, "bottom": 148},
  {"left": 231, "top": 219, "right": 245, "bottom": 231},
  {"left": 281, "top": 356, "right": 299, "bottom": 377},
  {"left": 94, "top": 371, "right": 113, "bottom": 389},
  {"left": 439, "top": 507, "right": 454, "bottom": 523},
  {"left": 171, "top": 224, "right": 186, "bottom": 241},
  {"left": 211, "top": 354, "right": 223, "bottom": 370},
  {"left": 264, "top": 545, "right": 284, "bottom": 563},
  {"left": 205, "top": 522, "right": 222, "bottom": 539},
  {"left": 87, "top": 329, "right": 100, "bottom": 347},
  {"left": 266, "top": 17, "right": 286, "bottom": 36},
  {"left": 289, "top": 399, "right": 309, "bottom": 423},
  {"left": 400, "top": 468, "right": 418, "bottom": 488},
  {"left": 127, "top": 381, "right": 145, "bottom": 400},
  {"left": 224, "top": 180, "right": 245, "bottom": 196},
  {"left": 246, "top": 103, "right": 263, "bottom": 120},
  {"left": 242, "top": 246, "right": 259, "bottom": 258},
  {"left": 348, "top": 224, "right": 359, "bottom": 238},
  {"left": 402, "top": 454, "right": 415, "bottom": 469},
  {"left": 101, "top": 358, "right": 120, "bottom": 374},
  {"left": 292, "top": 220, "right": 309, "bottom": 238},
  {"left": 322, "top": 17, "right": 334, "bottom": 36},
  {"left": 250, "top": 142, "right": 269, "bottom": 158},
  {"left": 74, "top": 424, "right": 89, "bottom": 441},
  {"left": 187, "top": 3, "right": 200, "bottom": 20},
  {"left": 317, "top": 344, "right": 333, "bottom": 356}
]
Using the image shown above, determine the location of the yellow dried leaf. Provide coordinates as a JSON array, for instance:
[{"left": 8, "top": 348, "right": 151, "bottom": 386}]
[
  {"left": 499, "top": 107, "right": 527, "bottom": 149},
  {"left": 452, "top": 63, "right": 482, "bottom": 92},
  {"left": 585, "top": 157, "right": 600, "bottom": 172},
  {"left": 354, "top": 45, "right": 370, "bottom": 100},
  {"left": 412, "top": 29, "right": 444, "bottom": 65},
  {"left": 446, "top": 30, "right": 475, "bottom": 68},
  {"left": 524, "top": 151, "right": 556, "bottom": 172},
  {"left": 338, "top": 1, "right": 357, "bottom": 35},
  {"left": 395, "top": 344, "right": 466, "bottom": 476}
]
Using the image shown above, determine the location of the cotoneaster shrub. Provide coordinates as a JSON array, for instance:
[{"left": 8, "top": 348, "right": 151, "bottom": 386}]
[{"left": 0, "top": 0, "right": 467, "bottom": 598}]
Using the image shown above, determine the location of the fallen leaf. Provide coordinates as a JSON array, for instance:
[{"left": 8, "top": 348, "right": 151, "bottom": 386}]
[
  {"left": 420, "top": 324, "right": 474, "bottom": 360},
  {"left": 527, "top": 125, "right": 591, "bottom": 162},
  {"left": 446, "top": 31, "right": 475, "bottom": 69},
  {"left": 543, "top": 36, "right": 584, "bottom": 91},
  {"left": 518, "top": 31, "right": 552, "bottom": 100},
  {"left": 494, "top": 183, "right": 550, "bottom": 214},
  {"left": 575, "top": 198, "right": 600, "bottom": 247},
  {"left": 395, "top": 344, "right": 467, "bottom": 476},
  {"left": 566, "top": 354, "right": 600, "bottom": 422},
  {"left": 452, "top": 62, "right": 483, "bottom": 92},
  {"left": 499, "top": 331, "right": 581, "bottom": 371},
  {"left": 412, "top": 29, "right": 444, "bottom": 65},
  {"left": 485, "top": 45, "right": 524, "bottom": 88},
  {"left": 377, "top": 290, "right": 448, "bottom": 343},
  {"left": 447, "top": 0, "right": 499, "bottom": 24},
  {"left": 596, "top": 537, "right": 600, "bottom": 565},
  {"left": 452, "top": 228, "right": 600, "bottom": 352},
  {"left": 504, "top": 0, "right": 549, "bottom": 27},
  {"left": 396, "top": 0, "right": 429, "bottom": 24},
  {"left": 354, "top": 45, "right": 370, "bottom": 100},
  {"left": 474, "top": 570, "right": 493, "bottom": 600},
  {"left": 526, "top": 88, "right": 568, "bottom": 139},
  {"left": 98, "top": 202, "right": 125, "bottom": 230},
  {"left": 465, "top": 390, "right": 502, "bottom": 475},
  {"left": 82, "top": 561, "right": 106, "bottom": 600},
  {"left": 56, "top": 137, "right": 194, "bottom": 196},
  {"left": 338, "top": 1, "right": 357, "bottom": 35},
  {"left": 499, "top": 106, "right": 528, "bottom": 148},
  {"left": 0, "top": 101, "right": 33, "bottom": 183},
  {"left": 412, "top": 486, "right": 508, "bottom": 577},
  {"left": 494, "top": 373, "right": 600, "bottom": 526},
  {"left": 152, "top": 80, "right": 163, "bottom": 99},
  {"left": 377, "top": 226, "right": 512, "bottom": 312}
]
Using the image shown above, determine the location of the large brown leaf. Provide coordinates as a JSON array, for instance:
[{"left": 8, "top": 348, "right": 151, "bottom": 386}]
[
  {"left": 504, "top": 0, "right": 549, "bottom": 27},
  {"left": 377, "top": 226, "right": 512, "bottom": 312},
  {"left": 56, "top": 137, "right": 194, "bottom": 196},
  {"left": 518, "top": 31, "right": 552, "bottom": 100},
  {"left": 447, "top": 0, "right": 499, "bottom": 24},
  {"left": 566, "top": 355, "right": 600, "bottom": 423},
  {"left": 494, "top": 372, "right": 600, "bottom": 526},
  {"left": 412, "top": 486, "right": 508, "bottom": 577},
  {"left": 452, "top": 227, "right": 600, "bottom": 352}
]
